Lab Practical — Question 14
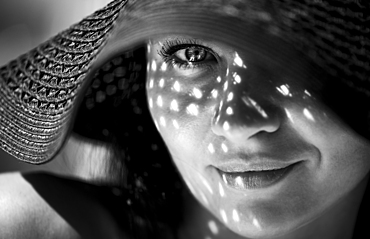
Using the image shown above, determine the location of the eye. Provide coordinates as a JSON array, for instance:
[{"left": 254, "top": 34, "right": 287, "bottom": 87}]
[
  {"left": 158, "top": 39, "right": 219, "bottom": 71},
  {"left": 175, "top": 46, "right": 208, "bottom": 62}
]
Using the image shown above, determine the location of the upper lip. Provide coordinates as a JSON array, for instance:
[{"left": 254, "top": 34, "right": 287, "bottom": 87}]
[{"left": 214, "top": 157, "right": 300, "bottom": 172}]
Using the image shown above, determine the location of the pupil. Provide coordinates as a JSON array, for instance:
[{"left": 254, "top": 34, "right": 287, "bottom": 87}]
[{"left": 185, "top": 47, "right": 206, "bottom": 62}]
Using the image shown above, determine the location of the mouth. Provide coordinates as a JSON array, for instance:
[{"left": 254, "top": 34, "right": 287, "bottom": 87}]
[{"left": 216, "top": 162, "right": 301, "bottom": 190}]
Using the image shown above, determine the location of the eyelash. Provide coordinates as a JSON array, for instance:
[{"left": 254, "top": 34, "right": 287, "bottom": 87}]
[{"left": 157, "top": 39, "right": 218, "bottom": 70}]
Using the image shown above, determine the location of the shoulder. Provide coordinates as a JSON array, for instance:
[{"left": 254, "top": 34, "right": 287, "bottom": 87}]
[{"left": 0, "top": 172, "right": 81, "bottom": 239}]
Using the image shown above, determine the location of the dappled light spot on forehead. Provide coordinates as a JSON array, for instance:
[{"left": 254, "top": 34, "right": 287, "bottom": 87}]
[
  {"left": 232, "top": 209, "right": 240, "bottom": 222},
  {"left": 160, "top": 62, "right": 167, "bottom": 71},
  {"left": 159, "top": 116, "right": 166, "bottom": 127},
  {"left": 223, "top": 121, "right": 230, "bottom": 131},
  {"left": 277, "top": 84, "right": 291, "bottom": 97},
  {"left": 208, "top": 220, "right": 219, "bottom": 235},
  {"left": 149, "top": 78, "right": 154, "bottom": 89},
  {"left": 172, "top": 119, "right": 180, "bottom": 129},
  {"left": 208, "top": 143, "right": 215, "bottom": 154},
  {"left": 226, "top": 107, "right": 234, "bottom": 115},
  {"left": 216, "top": 76, "right": 222, "bottom": 83},
  {"left": 186, "top": 103, "right": 199, "bottom": 116},
  {"left": 173, "top": 81, "right": 181, "bottom": 92},
  {"left": 227, "top": 92, "right": 234, "bottom": 102},
  {"left": 221, "top": 143, "right": 228, "bottom": 153},
  {"left": 211, "top": 89, "right": 218, "bottom": 99},
  {"left": 159, "top": 78, "right": 165, "bottom": 88},
  {"left": 192, "top": 88, "right": 203, "bottom": 99},
  {"left": 151, "top": 60, "right": 157, "bottom": 71},
  {"left": 220, "top": 209, "right": 228, "bottom": 224},
  {"left": 157, "top": 95, "right": 163, "bottom": 107},
  {"left": 303, "top": 108, "right": 315, "bottom": 122},
  {"left": 219, "top": 182, "right": 225, "bottom": 197},
  {"left": 170, "top": 99, "right": 179, "bottom": 111},
  {"left": 149, "top": 98, "right": 153, "bottom": 108}
]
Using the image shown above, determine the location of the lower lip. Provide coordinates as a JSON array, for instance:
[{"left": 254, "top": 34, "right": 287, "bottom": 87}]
[{"left": 217, "top": 163, "right": 299, "bottom": 190}]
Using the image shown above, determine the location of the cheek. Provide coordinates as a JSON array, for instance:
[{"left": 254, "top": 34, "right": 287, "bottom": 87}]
[{"left": 145, "top": 61, "right": 222, "bottom": 137}]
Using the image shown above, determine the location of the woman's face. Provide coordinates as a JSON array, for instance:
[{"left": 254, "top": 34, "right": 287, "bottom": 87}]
[{"left": 141, "top": 3, "right": 370, "bottom": 238}]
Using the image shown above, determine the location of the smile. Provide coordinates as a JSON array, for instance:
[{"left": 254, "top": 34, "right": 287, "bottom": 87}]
[{"left": 217, "top": 162, "right": 300, "bottom": 190}]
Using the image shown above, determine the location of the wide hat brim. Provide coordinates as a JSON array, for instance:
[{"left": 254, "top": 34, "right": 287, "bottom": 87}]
[{"left": 0, "top": 0, "right": 369, "bottom": 164}]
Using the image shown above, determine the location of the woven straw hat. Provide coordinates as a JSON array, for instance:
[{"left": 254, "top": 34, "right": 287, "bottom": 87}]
[{"left": 0, "top": 0, "right": 369, "bottom": 164}]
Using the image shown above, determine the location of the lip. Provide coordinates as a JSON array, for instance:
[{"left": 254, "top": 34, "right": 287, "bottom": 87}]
[{"left": 216, "top": 162, "right": 301, "bottom": 190}]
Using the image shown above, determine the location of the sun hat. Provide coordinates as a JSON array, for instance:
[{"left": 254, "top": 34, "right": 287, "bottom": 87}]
[{"left": 0, "top": 0, "right": 369, "bottom": 164}]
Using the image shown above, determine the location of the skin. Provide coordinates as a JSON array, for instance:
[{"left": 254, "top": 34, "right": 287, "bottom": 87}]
[{"left": 116, "top": 3, "right": 370, "bottom": 237}]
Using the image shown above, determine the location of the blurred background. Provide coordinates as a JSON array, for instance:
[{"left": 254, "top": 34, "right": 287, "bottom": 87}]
[{"left": 0, "top": 0, "right": 112, "bottom": 172}]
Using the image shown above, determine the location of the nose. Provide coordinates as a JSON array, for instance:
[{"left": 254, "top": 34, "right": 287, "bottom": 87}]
[{"left": 211, "top": 73, "right": 281, "bottom": 143}]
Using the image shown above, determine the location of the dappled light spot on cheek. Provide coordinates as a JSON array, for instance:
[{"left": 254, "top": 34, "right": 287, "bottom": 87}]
[
  {"left": 208, "top": 143, "right": 215, "bottom": 154},
  {"left": 211, "top": 89, "right": 218, "bottom": 99},
  {"left": 223, "top": 81, "right": 228, "bottom": 91},
  {"left": 227, "top": 92, "right": 233, "bottom": 102},
  {"left": 217, "top": 76, "right": 222, "bottom": 83},
  {"left": 186, "top": 103, "right": 199, "bottom": 116},
  {"left": 220, "top": 209, "right": 228, "bottom": 224},
  {"left": 160, "top": 62, "right": 167, "bottom": 71},
  {"left": 208, "top": 220, "right": 219, "bottom": 235},
  {"left": 154, "top": 120, "right": 159, "bottom": 131},
  {"left": 219, "top": 182, "right": 225, "bottom": 197},
  {"left": 149, "top": 78, "right": 154, "bottom": 89},
  {"left": 159, "top": 78, "right": 165, "bottom": 88},
  {"left": 200, "top": 175, "right": 213, "bottom": 194},
  {"left": 173, "top": 81, "right": 181, "bottom": 92},
  {"left": 148, "top": 98, "right": 153, "bottom": 108},
  {"left": 221, "top": 143, "right": 228, "bottom": 153},
  {"left": 233, "top": 73, "right": 242, "bottom": 84},
  {"left": 172, "top": 119, "right": 179, "bottom": 129},
  {"left": 159, "top": 116, "right": 166, "bottom": 127},
  {"left": 232, "top": 209, "right": 240, "bottom": 222},
  {"left": 157, "top": 95, "right": 163, "bottom": 107},
  {"left": 223, "top": 121, "right": 230, "bottom": 131},
  {"left": 303, "top": 108, "right": 315, "bottom": 122},
  {"left": 253, "top": 218, "right": 262, "bottom": 231},
  {"left": 170, "top": 99, "right": 179, "bottom": 111},
  {"left": 226, "top": 107, "right": 233, "bottom": 115},
  {"left": 192, "top": 87, "right": 203, "bottom": 99},
  {"left": 151, "top": 60, "right": 157, "bottom": 71}
]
